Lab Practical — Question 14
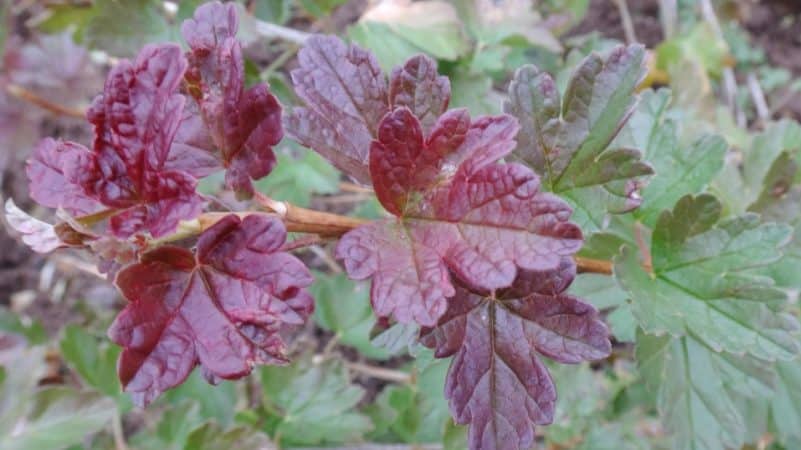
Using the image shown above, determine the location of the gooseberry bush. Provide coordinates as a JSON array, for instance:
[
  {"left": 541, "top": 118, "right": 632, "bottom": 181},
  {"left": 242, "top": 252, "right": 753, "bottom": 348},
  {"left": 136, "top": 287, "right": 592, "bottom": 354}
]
[{"left": 8, "top": 2, "right": 801, "bottom": 450}]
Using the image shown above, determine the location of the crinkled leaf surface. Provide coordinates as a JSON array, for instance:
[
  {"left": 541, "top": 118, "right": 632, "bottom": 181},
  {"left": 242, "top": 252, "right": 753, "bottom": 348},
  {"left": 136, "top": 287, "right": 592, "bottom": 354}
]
[
  {"left": 504, "top": 45, "right": 652, "bottom": 231},
  {"left": 181, "top": 1, "right": 283, "bottom": 196},
  {"left": 27, "top": 44, "right": 204, "bottom": 238},
  {"left": 286, "top": 35, "right": 450, "bottom": 184},
  {"left": 420, "top": 261, "right": 610, "bottom": 450},
  {"left": 616, "top": 194, "right": 799, "bottom": 361},
  {"left": 636, "top": 332, "right": 775, "bottom": 450},
  {"left": 569, "top": 273, "right": 636, "bottom": 342},
  {"left": 336, "top": 107, "right": 582, "bottom": 326},
  {"left": 108, "top": 214, "right": 313, "bottom": 406},
  {"left": 259, "top": 358, "right": 372, "bottom": 446}
]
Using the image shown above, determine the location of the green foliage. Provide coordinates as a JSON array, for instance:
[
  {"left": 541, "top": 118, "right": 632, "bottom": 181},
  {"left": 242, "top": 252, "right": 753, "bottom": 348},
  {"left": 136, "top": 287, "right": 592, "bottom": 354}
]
[
  {"left": 254, "top": 149, "right": 339, "bottom": 208},
  {"left": 259, "top": 358, "right": 372, "bottom": 446}
]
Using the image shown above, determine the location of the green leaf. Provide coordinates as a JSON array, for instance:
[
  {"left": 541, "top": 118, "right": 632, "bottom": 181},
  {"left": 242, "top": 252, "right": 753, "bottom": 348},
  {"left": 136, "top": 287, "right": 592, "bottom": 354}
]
[
  {"left": 449, "top": 72, "right": 503, "bottom": 116},
  {"left": 569, "top": 274, "right": 636, "bottom": 342},
  {"left": 348, "top": 0, "right": 469, "bottom": 70},
  {"left": 616, "top": 194, "right": 799, "bottom": 361},
  {"left": 504, "top": 44, "right": 652, "bottom": 232},
  {"left": 60, "top": 325, "right": 122, "bottom": 400},
  {"left": 0, "top": 308, "right": 46, "bottom": 345},
  {"left": 311, "top": 272, "right": 392, "bottom": 360},
  {"left": 0, "top": 387, "right": 114, "bottom": 450},
  {"left": 636, "top": 332, "right": 747, "bottom": 450},
  {"left": 635, "top": 127, "right": 727, "bottom": 227},
  {"left": 748, "top": 151, "right": 801, "bottom": 289},
  {"left": 365, "top": 349, "right": 450, "bottom": 443},
  {"left": 656, "top": 23, "right": 730, "bottom": 79},
  {"left": 254, "top": 149, "right": 339, "bottom": 208},
  {"left": 452, "top": 0, "right": 561, "bottom": 51},
  {"left": 252, "top": 0, "right": 291, "bottom": 25},
  {"left": 164, "top": 371, "right": 237, "bottom": 425},
  {"left": 770, "top": 355, "right": 801, "bottom": 445},
  {"left": 371, "top": 322, "right": 419, "bottom": 355},
  {"left": 260, "top": 358, "right": 372, "bottom": 446},
  {"left": 130, "top": 401, "right": 203, "bottom": 450},
  {"left": 298, "top": 0, "right": 348, "bottom": 18},
  {"left": 183, "top": 422, "right": 272, "bottom": 450},
  {"left": 85, "top": 0, "right": 175, "bottom": 56}
]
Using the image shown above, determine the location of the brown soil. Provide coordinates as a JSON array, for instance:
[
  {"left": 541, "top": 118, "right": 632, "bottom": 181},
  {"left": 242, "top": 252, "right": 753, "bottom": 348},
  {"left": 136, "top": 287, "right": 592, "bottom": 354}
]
[{"left": 568, "top": 0, "right": 664, "bottom": 48}]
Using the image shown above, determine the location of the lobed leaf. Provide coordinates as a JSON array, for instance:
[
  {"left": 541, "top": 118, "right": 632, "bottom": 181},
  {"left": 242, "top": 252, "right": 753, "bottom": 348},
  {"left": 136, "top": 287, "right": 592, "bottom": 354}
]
[
  {"left": 504, "top": 45, "right": 652, "bottom": 230},
  {"left": 616, "top": 194, "right": 800, "bottom": 361},
  {"left": 337, "top": 107, "right": 582, "bottom": 326},
  {"left": 286, "top": 35, "right": 451, "bottom": 184},
  {"left": 27, "top": 44, "right": 204, "bottom": 238},
  {"left": 181, "top": 1, "right": 283, "bottom": 197},
  {"left": 421, "top": 261, "right": 610, "bottom": 450},
  {"left": 108, "top": 214, "right": 313, "bottom": 406}
]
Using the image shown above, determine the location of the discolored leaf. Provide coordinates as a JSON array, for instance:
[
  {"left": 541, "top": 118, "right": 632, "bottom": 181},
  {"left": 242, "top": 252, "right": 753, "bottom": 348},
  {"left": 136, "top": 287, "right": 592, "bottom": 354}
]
[
  {"left": 25, "top": 139, "right": 101, "bottom": 216},
  {"left": 616, "top": 194, "right": 799, "bottom": 361},
  {"left": 181, "top": 1, "right": 283, "bottom": 197},
  {"left": 505, "top": 45, "right": 651, "bottom": 230},
  {"left": 421, "top": 261, "right": 610, "bottom": 450},
  {"left": 108, "top": 214, "right": 313, "bottom": 406},
  {"left": 337, "top": 107, "right": 582, "bottom": 326}
]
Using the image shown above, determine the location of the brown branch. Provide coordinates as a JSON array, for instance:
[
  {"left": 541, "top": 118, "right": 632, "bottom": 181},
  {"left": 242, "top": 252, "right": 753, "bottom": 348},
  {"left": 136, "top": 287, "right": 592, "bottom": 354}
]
[
  {"left": 574, "top": 256, "right": 613, "bottom": 275},
  {"left": 4, "top": 83, "right": 87, "bottom": 119}
]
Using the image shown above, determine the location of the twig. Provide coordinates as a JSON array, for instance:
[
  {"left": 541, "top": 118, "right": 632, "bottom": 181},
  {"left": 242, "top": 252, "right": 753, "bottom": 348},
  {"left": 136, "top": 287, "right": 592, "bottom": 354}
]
[
  {"left": 699, "top": 0, "right": 745, "bottom": 127},
  {"left": 281, "top": 234, "right": 327, "bottom": 252},
  {"left": 747, "top": 73, "right": 770, "bottom": 124},
  {"left": 612, "top": 0, "right": 638, "bottom": 44},
  {"left": 339, "top": 181, "right": 374, "bottom": 194},
  {"left": 253, "top": 19, "right": 312, "bottom": 45},
  {"left": 308, "top": 245, "right": 343, "bottom": 273},
  {"left": 112, "top": 407, "right": 128, "bottom": 450},
  {"left": 659, "top": 0, "right": 678, "bottom": 39},
  {"left": 345, "top": 361, "right": 413, "bottom": 384},
  {"left": 574, "top": 256, "right": 613, "bottom": 275},
  {"left": 4, "top": 83, "right": 86, "bottom": 119}
]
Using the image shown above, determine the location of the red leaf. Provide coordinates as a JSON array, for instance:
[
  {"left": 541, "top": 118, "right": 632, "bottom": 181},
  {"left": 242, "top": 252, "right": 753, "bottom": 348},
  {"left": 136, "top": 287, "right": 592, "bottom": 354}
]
[
  {"left": 389, "top": 55, "right": 450, "bottom": 134},
  {"left": 286, "top": 35, "right": 450, "bottom": 184},
  {"left": 25, "top": 44, "right": 204, "bottom": 238},
  {"left": 421, "top": 261, "right": 610, "bottom": 450},
  {"left": 108, "top": 214, "right": 313, "bottom": 406},
  {"left": 181, "top": 1, "right": 283, "bottom": 196},
  {"left": 286, "top": 35, "right": 387, "bottom": 184},
  {"left": 26, "top": 138, "right": 101, "bottom": 216},
  {"left": 337, "top": 108, "right": 582, "bottom": 326},
  {"left": 4, "top": 198, "right": 65, "bottom": 253}
]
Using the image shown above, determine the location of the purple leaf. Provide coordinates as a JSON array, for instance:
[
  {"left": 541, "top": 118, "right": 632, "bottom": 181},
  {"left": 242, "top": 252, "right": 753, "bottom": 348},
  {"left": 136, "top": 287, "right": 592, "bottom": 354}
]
[
  {"left": 421, "top": 262, "right": 610, "bottom": 450},
  {"left": 337, "top": 108, "right": 582, "bottom": 326},
  {"left": 286, "top": 35, "right": 388, "bottom": 184},
  {"left": 26, "top": 138, "right": 102, "bottom": 216},
  {"left": 181, "top": 1, "right": 283, "bottom": 196},
  {"left": 108, "top": 214, "right": 313, "bottom": 406}
]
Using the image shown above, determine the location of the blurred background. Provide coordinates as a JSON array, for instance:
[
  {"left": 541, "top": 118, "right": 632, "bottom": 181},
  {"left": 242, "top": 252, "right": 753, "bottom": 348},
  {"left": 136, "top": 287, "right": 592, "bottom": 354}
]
[{"left": 1, "top": 1, "right": 801, "bottom": 449}]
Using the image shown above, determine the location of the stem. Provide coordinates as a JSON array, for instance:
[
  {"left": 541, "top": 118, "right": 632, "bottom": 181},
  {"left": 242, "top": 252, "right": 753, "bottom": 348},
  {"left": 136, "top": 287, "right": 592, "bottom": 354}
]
[
  {"left": 612, "top": 0, "right": 638, "bottom": 44},
  {"left": 4, "top": 83, "right": 87, "bottom": 119},
  {"left": 345, "top": 361, "right": 413, "bottom": 384},
  {"left": 253, "top": 19, "right": 312, "bottom": 45},
  {"left": 574, "top": 256, "right": 613, "bottom": 275}
]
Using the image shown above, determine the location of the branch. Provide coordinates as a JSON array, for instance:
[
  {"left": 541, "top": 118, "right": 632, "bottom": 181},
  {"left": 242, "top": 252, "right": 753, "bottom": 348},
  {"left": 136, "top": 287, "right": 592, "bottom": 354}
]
[{"left": 4, "top": 83, "right": 87, "bottom": 119}]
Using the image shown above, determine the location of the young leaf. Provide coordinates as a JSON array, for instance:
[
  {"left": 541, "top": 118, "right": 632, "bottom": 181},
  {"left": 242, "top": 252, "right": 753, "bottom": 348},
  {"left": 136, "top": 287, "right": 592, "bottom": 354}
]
[
  {"left": 108, "top": 214, "right": 313, "bottom": 406},
  {"left": 336, "top": 107, "right": 582, "bottom": 326},
  {"left": 504, "top": 45, "right": 652, "bottom": 231},
  {"left": 286, "top": 35, "right": 450, "bottom": 184},
  {"left": 25, "top": 138, "right": 102, "bottom": 216},
  {"left": 181, "top": 1, "right": 283, "bottom": 197},
  {"left": 616, "top": 194, "right": 799, "bottom": 361},
  {"left": 27, "top": 44, "right": 204, "bottom": 238},
  {"left": 421, "top": 260, "right": 610, "bottom": 450},
  {"left": 4, "top": 198, "right": 65, "bottom": 254}
]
